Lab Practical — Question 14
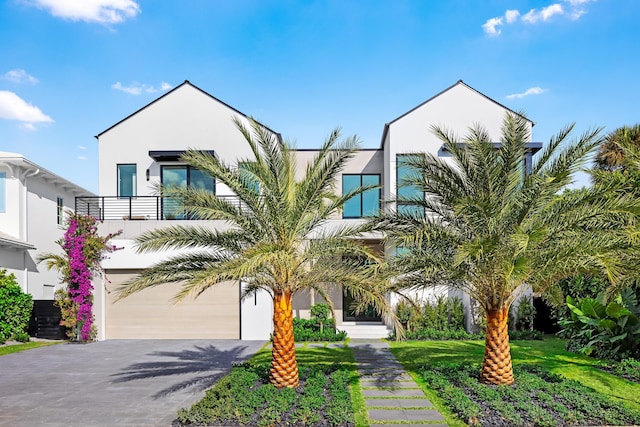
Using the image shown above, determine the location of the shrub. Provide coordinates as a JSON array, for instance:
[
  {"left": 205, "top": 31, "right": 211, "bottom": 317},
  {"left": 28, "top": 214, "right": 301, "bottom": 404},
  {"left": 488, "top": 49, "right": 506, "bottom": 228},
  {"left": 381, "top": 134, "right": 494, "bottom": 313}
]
[
  {"left": 514, "top": 296, "right": 536, "bottom": 331},
  {"left": 0, "top": 269, "right": 33, "bottom": 342},
  {"left": 292, "top": 304, "right": 347, "bottom": 342},
  {"left": 559, "top": 289, "right": 640, "bottom": 360},
  {"left": 393, "top": 296, "right": 467, "bottom": 340}
]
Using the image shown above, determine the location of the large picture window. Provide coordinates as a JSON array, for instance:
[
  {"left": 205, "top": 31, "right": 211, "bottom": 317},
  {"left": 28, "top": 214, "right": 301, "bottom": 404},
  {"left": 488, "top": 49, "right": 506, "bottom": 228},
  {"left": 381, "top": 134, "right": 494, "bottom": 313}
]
[
  {"left": 161, "top": 165, "right": 215, "bottom": 219},
  {"left": 397, "top": 154, "right": 424, "bottom": 216},
  {"left": 342, "top": 174, "right": 380, "bottom": 218},
  {"left": 117, "top": 164, "right": 137, "bottom": 197}
]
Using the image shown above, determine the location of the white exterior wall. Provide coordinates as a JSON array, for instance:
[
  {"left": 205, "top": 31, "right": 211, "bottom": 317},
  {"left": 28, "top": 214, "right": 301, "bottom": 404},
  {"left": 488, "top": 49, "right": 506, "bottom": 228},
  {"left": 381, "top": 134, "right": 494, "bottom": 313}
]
[
  {"left": 98, "top": 82, "right": 259, "bottom": 198},
  {"left": 384, "top": 82, "right": 533, "bottom": 210},
  {"left": 383, "top": 82, "right": 534, "bottom": 317},
  {"left": 0, "top": 158, "right": 94, "bottom": 299}
]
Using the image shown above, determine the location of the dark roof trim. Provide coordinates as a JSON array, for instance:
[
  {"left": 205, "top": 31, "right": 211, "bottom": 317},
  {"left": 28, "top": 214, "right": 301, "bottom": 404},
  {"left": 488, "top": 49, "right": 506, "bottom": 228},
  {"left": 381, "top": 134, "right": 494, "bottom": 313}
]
[
  {"left": 293, "top": 148, "right": 382, "bottom": 152},
  {"left": 96, "top": 80, "right": 280, "bottom": 139},
  {"left": 379, "top": 80, "right": 535, "bottom": 149},
  {"left": 149, "top": 150, "right": 216, "bottom": 162},
  {"left": 442, "top": 142, "right": 543, "bottom": 155}
]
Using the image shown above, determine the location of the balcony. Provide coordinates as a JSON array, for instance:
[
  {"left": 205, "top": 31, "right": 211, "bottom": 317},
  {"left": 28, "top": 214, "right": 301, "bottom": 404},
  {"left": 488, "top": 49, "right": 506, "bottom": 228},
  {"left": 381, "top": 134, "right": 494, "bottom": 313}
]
[{"left": 75, "top": 195, "right": 246, "bottom": 221}]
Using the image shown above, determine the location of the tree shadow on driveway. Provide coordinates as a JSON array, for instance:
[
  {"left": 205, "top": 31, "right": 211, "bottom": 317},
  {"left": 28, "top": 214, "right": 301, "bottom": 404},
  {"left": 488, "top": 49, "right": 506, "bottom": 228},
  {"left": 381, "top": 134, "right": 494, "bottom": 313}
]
[{"left": 111, "top": 343, "right": 261, "bottom": 399}]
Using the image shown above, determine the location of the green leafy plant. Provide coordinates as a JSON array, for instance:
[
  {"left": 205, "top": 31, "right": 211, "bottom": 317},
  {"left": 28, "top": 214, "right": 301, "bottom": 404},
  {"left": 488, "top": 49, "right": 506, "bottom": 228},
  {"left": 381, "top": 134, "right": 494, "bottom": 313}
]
[
  {"left": 420, "top": 362, "right": 640, "bottom": 426},
  {"left": 291, "top": 303, "right": 347, "bottom": 342},
  {"left": 0, "top": 269, "right": 33, "bottom": 342},
  {"left": 176, "top": 362, "right": 354, "bottom": 426},
  {"left": 559, "top": 289, "right": 640, "bottom": 360},
  {"left": 514, "top": 296, "right": 537, "bottom": 331},
  {"left": 392, "top": 296, "right": 467, "bottom": 340}
]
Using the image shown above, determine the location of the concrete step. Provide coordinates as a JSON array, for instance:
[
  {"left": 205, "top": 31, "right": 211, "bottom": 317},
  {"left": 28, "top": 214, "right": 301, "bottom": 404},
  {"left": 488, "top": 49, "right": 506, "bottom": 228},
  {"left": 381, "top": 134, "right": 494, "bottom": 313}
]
[{"left": 339, "top": 322, "right": 392, "bottom": 339}]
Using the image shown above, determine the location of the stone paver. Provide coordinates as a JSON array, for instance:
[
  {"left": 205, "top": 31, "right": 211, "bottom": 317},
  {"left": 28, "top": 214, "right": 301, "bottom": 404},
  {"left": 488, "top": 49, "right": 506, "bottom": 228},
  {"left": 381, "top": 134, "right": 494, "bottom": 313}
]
[
  {"left": 0, "top": 339, "right": 265, "bottom": 427},
  {"left": 350, "top": 340, "right": 448, "bottom": 426}
]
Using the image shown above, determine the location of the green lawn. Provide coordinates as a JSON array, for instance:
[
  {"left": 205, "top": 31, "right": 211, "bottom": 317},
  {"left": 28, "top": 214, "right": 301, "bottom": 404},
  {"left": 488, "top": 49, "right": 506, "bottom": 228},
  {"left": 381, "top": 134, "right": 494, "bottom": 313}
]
[
  {"left": 390, "top": 338, "right": 640, "bottom": 416},
  {"left": 0, "top": 341, "right": 62, "bottom": 356}
]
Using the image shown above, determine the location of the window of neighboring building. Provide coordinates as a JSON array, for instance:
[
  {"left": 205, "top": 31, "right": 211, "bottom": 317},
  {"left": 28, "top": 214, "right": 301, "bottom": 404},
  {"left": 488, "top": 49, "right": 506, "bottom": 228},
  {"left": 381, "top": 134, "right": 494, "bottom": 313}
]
[
  {"left": 342, "top": 174, "right": 380, "bottom": 218},
  {"left": 57, "top": 197, "right": 64, "bottom": 226},
  {"left": 396, "top": 154, "right": 424, "bottom": 216},
  {"left": 117, "top": 164, "right": 137, "bottom": 197},
  {"left": 0, "top": 172, "right": 5, "bottom": 213},
  {"left": 161, "top": 165, "right": 215, "bottom": 219}
]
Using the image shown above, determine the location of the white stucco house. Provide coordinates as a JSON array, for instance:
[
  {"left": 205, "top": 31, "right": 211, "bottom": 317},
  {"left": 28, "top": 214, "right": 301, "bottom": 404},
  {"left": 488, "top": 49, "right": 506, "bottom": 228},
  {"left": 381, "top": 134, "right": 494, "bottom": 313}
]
[
  {"left": 0, "top": 152, "right": 95, "bottom": 299},
  {"left": 79, "top": 80, "right": 540, "bottom": 340}
]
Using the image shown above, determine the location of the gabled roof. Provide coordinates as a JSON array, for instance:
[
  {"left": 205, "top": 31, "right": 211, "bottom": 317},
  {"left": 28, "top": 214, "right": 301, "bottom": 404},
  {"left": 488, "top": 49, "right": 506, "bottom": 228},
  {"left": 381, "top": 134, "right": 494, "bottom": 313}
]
[
  {"left": 379, "top": 80, "right": 534, "bottom": 148},
  {"left": 0, "top": 152, "right": 94, "bottom": 197},
  {"left": 96, "top": 80, "right": 280, "bottom": 139}
]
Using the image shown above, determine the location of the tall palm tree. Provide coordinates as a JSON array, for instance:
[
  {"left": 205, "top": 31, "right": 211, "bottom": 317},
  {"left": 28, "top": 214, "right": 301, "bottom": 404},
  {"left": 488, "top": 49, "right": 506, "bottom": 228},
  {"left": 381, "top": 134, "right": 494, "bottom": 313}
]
[
  {"left": 374, "top": 113, "right": 637, "bottom": 385},
  {"left": 116, "top": 118, "right": 390, "bottom": 388}
]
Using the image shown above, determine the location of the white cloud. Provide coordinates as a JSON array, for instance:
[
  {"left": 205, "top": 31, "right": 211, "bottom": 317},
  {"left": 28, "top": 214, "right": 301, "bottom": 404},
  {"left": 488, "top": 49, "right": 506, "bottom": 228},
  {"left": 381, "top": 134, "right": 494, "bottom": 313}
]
[
  {"left": 111, "top": 81, "right": 173, "bottom": 95},
  {"left": 482, "top": 17, "right": 503, "bottom": 36},
  {"left": 506, "top": 87, "right": 547, "bottom": 99},
  {"left": 77, "top": 145, "right": 87, "bottom": 150},
  {"left": 485, "top": 0, "right": 593, "bottom": 35},
  {"left": 3, "top": 69, "right": 39, "bottom": 84},
  {"left": 19, "top": 123, "right": 37, "bottom": 131},
  {"left": 564, "top": 0, "right": 594, "bottom": 5},
  {"left": 0, "top": 91, "right": 54, "bottom": 123},
  {"left": 78, "top": 155, "right": 88, "bottom": 161},
  {"left": 522, "top": 4, "right": 564, "bottom": 24},
  {"left": 29, "top": 0, "right": 140, "bottom": 25},
  {"left": 505, "top": 10, "right": 520, "bottom": 24}
]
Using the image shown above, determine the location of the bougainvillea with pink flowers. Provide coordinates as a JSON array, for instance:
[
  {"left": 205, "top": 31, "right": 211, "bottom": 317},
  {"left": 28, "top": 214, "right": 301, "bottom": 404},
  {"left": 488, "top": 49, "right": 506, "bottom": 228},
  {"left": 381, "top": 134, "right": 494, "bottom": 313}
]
[{"left": 39, "top": 212, "right": 121, "bottom": 342}]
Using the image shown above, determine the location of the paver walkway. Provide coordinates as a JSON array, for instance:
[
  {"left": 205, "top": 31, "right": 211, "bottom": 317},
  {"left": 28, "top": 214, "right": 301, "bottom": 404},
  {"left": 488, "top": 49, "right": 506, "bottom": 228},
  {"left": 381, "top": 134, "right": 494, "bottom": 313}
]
[{"left": 350, "top": 340, "right": 448, "bottom": 426}]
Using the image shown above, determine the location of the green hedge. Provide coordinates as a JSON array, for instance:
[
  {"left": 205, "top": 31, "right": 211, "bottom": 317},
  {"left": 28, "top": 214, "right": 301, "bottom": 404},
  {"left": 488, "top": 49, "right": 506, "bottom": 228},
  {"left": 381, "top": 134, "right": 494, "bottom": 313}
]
[{"left": 0, "top": 269, "right": 33, "bottom": 343}]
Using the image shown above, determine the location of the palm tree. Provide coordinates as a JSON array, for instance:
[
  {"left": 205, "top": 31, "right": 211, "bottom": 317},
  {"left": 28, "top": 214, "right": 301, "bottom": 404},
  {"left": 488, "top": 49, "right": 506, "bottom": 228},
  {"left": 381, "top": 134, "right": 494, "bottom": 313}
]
[
  {"left": 594, "top": 124, "right": 640, "bottom": 173},
  {"left": 374, "top": 113, "right": 636, "bottom": 385},
  {"left": 116, "top": 118, "right": 391, "bottom": 388}
]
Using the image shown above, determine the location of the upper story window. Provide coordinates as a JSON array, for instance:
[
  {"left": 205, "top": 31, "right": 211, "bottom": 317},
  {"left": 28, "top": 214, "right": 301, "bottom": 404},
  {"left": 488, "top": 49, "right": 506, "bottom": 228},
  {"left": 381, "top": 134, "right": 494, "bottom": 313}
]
[
  {"left": 397, "top": 154, "right": 424, "bottom": 217},
  {"left": 161, "top": 165, "right": 215, "bottom": 192},
  {"left": 342, "top": 174, "right": 380, "bottom": 219},
  {"left": 0, "top": 172, "right": 5, "bottom": 213},
  {"left": 161, "top": 165, "right": 215, "bottom": 220},
  {"left": 117, "top": 164, "right": 137, "bottom": 197},
  {"left": 56, "top": 197, "right": 64, "bottom": 226}
]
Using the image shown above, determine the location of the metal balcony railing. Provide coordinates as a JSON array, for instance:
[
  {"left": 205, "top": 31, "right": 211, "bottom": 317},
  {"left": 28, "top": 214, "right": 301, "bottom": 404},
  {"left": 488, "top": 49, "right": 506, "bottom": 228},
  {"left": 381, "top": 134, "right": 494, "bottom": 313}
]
[{"left": 75, "top": 195, "right": 247, "bottom": 221}]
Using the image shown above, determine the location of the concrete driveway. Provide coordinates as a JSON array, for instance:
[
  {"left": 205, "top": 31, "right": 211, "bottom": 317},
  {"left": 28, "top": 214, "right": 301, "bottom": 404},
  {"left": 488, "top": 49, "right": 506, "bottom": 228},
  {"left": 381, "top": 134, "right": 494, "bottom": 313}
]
[{"left": 0, "top": 340, "right": 266, "bottom": 427}]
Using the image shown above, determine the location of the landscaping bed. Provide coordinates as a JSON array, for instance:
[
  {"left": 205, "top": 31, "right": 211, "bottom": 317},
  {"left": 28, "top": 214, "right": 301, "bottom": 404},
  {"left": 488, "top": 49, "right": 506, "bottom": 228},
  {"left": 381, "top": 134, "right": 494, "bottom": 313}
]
[
  {"left": 422, "top": 362, "right": 640, "bottom": 427},
  {"left": 175, "top": 362, "right": 354, "bottom": 426}
]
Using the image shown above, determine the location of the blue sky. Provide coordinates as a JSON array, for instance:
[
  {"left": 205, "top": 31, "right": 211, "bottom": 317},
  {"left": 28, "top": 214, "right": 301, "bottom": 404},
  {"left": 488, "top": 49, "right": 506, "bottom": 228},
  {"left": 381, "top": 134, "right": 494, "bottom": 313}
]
[{"left": 1, "top": 0, "right": 638, "bottom": 193}]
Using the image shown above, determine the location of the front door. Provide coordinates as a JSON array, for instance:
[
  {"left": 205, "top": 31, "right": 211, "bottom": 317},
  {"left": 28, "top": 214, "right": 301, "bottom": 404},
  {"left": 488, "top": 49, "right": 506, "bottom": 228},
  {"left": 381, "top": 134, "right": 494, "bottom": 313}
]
[{"left": 342, "top": 290, "right": 381, "bottom": 322}]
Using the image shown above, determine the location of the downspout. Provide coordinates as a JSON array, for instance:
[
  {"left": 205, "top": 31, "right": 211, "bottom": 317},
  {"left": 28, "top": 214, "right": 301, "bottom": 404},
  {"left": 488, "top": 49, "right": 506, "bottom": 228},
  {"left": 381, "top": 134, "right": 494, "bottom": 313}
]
[{"left": 22, "top": 167, "right": 39, "bottom": 294}]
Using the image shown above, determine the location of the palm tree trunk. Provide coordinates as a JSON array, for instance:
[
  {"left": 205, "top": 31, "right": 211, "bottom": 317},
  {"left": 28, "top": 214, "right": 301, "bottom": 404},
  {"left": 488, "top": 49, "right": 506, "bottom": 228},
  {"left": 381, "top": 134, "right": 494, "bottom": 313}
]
[
  {"left": 269, "top": 290, "right": 299, "bottom": 388},
  {"left": 481, "top": 307, "right": 514, "bottom": 385}
]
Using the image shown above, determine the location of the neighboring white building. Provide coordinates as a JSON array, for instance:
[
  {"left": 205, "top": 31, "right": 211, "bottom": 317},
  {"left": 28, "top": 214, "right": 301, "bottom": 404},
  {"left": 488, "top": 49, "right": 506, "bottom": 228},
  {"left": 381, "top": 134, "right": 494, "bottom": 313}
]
[
  {"left": 84, "top": 80, "right": 540, "bottom": 340},
  {"left": 0, "top": 152, "right": 95, "bottom": 300}
]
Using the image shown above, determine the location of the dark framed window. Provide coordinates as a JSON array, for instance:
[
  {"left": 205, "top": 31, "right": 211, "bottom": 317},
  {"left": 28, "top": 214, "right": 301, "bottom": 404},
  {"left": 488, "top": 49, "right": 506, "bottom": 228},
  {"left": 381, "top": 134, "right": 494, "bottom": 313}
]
[
  {"left": 117, "top": 164, "right": 137, "bottom": 197},
  {"left": 396, "top": 154, "right": 424, "bottom": 217},
  {"left": 161, "top": 165, "right": 215, "bottom": 219},
  {"left": 342, "top": 174, "right": 380, "bottom": 218},
  {"left": 56, "top": 197, "right": 64, "bottom": 226}
]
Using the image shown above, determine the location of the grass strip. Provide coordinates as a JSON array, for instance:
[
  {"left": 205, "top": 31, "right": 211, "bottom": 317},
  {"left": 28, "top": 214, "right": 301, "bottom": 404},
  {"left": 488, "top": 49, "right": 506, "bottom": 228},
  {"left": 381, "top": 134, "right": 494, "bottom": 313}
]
[{"left": 0, "top": 341, "right": 62, "bottom": 356}]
